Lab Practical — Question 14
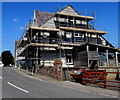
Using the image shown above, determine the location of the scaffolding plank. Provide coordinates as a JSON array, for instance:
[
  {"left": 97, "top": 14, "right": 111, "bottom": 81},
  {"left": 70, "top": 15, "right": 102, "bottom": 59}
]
[
  {"left": 30, "top": 27, "right": 60, "bottom": 31},
  {"left": 59, "top": 27, "right": 107, "bottom": 34},
  {"left": 62, "top": 42, "right": 83, "bottom": 46},
  {"left": 56, "top": 12, "right": 94, "bottom": 20},
  {"left": 30, "top": 43, "right": 58, "bottom": 47}
]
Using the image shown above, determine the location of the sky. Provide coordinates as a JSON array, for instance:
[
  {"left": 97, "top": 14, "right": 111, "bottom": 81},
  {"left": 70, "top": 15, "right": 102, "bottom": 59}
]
[{"left": 1, "top": 2, "right": 118, "bottom": 56}]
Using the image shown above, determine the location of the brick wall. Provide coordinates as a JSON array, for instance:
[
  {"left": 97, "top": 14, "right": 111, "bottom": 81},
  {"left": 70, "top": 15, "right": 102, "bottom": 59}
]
[{"left": 37, "top": 59, "right": 63, "bottom": 80}]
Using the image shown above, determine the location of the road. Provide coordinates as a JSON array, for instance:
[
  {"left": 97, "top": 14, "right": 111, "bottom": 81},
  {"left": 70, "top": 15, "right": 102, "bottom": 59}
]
[{"left": 1, "top": 67, "right": 119, "bottom": 98}]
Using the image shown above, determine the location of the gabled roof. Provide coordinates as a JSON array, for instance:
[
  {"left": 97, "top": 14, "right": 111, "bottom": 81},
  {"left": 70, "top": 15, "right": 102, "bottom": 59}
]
[
  {"left": 57, "top": 4, "right": 79, "bottom": 15},
  {"left": 34, "top": 4, "right": 93, "bottom": 27},
  {"left": 101, "top": 36, "right": 115, "bottom": 48},
  {"left": 35, "top": 10, "right": 55, "bottom": 27},
  {"left": 34, "top": 4, "right": 80, "bottom": 27}
]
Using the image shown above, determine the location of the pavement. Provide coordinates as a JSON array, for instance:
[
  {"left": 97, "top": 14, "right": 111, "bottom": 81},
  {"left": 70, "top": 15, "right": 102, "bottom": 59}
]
[{"left": 1, "top": 67, "right": 120, "bottom": 98}]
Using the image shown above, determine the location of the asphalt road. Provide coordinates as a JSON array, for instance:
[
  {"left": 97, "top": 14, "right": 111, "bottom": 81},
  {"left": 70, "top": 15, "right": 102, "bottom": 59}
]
[{"left": 1, "top": 67, "right": 119, "bottom": 98}]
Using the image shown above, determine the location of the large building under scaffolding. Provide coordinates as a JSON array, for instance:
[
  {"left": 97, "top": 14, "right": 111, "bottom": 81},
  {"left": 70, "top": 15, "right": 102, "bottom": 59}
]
[{"left": 15, "top": 4, "right": 119, "bottom": 72}]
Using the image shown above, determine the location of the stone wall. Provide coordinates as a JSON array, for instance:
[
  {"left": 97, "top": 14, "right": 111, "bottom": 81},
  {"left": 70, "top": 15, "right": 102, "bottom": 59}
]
[{"left": 37, "top": 59, "right": 63, "bottom": 80}]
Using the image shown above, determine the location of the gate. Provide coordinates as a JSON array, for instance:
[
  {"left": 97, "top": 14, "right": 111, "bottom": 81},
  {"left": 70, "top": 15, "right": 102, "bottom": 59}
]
[
  {"left": 70, "top": 68, "right": 120, "bottom": 89},
  {"left": 81, "top": 68, "right": 120, "bottom": 89},
  {"left": 82, "top": 68, "right": 107, "bottom": 88}
]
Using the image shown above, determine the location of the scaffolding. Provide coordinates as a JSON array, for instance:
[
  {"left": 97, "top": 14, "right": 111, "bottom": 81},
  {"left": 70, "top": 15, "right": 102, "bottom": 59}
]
[{"left": 16, "top": 5, "right": 117, "bottom": 72}]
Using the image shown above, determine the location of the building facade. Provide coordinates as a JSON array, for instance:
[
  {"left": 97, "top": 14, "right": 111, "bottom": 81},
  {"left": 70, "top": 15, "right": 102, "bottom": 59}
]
[{"left": 15, "top": 4, "right": 119, "bottom": 72}]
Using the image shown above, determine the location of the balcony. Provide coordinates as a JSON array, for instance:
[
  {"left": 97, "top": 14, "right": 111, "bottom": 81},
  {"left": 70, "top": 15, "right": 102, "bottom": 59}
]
[
  {"left": 31, "top": 37, "right": 59, "bottom": 44},
  {"left": 62, "top": 37, "right": 103, "bottom": 45},
  {"left": 55, "top": 22, "right": 88, "bottom": 29}
]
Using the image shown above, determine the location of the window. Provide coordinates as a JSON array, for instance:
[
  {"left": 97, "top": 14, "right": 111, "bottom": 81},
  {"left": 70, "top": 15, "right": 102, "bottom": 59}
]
[
  {"left": 59, "top": 18, "right": 65, "bottom": 22},
  {"left": 66, "top": 51, "right": 73, "bottom": 64},
  {"left": 69, "top": 19, "right": 74, "bottom": 24},
  {"left": 74, "top": 33, "right": 84, "bottom": 42},
  {"left": 64, "top": 18, "right": 68, "bottom": 22},
  {"left": 74, "top": 33, "right": 83, "bottom": 37},
  {"left": 82, "top": 20, "right": 87, "bottom": 25},
  {"left": 65, "top": 32, "right": 72, "bottom": 42},
  {"left": 76, "top": 20, "right": 81, "bottom": 24},
  {"left": 74, "top": 37, "right": 84, "bottom": 41},
  {"left": 74, "top": 33, "right": 78, "bottom": 37},
  {"left": 54, "top": 17, "right": 57, "bottom": 21},
  {"left": 66, "top": 32, "right": 72, "bottom": 38}
]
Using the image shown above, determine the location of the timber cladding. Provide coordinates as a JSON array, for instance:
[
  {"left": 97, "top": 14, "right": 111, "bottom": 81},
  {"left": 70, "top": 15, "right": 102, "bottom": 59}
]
[
  {"left": 74, "top": 51, "right": 98, "bottom": 67},
  {"left": 88, "top": 51, "right": 98, "bottom": 60},
  {"left": 74, "top": 51, "right": 88, "bottom": 67}
]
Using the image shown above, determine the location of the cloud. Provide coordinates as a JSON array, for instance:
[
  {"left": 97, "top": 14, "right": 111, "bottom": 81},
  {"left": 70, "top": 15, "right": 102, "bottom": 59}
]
[
  {"left": 20, "top": 26, "right": 24, "bottom": 30},
  {"left": 12, "top": 18, "right": 20, "bottom": 22}
]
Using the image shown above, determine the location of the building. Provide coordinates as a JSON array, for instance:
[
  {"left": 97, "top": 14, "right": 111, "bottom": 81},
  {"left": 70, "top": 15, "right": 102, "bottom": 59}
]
[{"left": 15, "top": 4, "right": 119, "bottom": 73}]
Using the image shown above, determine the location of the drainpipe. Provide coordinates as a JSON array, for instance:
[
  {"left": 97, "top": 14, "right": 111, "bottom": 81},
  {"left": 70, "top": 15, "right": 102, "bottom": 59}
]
[
  {"left": 106, "top": 49, "right": 109, "bottom": 66},
  {"left": 96, "top": 47, "right": 99, "bottom": 67},
  {"left": 87, "top": 45, "right": 89, "bottom": 67},
  {"left": 115, "top": 51, "right": 118, "bottom": 67}
]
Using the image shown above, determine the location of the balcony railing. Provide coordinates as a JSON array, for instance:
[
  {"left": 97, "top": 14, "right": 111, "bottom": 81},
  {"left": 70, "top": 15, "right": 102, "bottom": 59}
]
[
  {"left": 30, "top": 37, "right": 103, "bottom": 45},
  {"left": 31, "top": 37, "right": 59, "bottom": 44},
  {"left": 55, "top": 21, "right": 88, "bottom": 29}
]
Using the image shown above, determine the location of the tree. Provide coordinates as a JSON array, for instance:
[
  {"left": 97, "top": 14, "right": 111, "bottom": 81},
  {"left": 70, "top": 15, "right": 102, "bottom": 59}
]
[{"left": 1, "top": 51, "right": 15, "bottom": 67}]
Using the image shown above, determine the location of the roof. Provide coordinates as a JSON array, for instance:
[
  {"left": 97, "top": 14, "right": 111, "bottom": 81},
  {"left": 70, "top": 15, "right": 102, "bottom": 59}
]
[
  {"left": 56, "top": 4, "right": 94, "bottom": 20},
  {"left": 35, "top": 10, "right": 55, "bottom": 27},
  {"left": 76, "top": 43, "right": 118, "bottom": 51},
  {"left": 57, "top": 4, "right": 80, "bottom": 15},
  {"left": 34, "top": 4, "right": 94, "bottom": 27}
]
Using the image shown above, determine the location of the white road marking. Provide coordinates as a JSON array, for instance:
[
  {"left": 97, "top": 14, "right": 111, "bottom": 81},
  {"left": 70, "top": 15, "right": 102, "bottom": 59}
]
[
  {"left": 99, "top": 93, "right": 109, "bottom": 96},
  {"left": 81, "top": 90, "right": 90, "bottom": 93},
  {"left": 7, "top": 82, "right": 29, "bottom": 93},
  {"left": 0, "top": 77, "right": 3, "bottom": 80}
]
